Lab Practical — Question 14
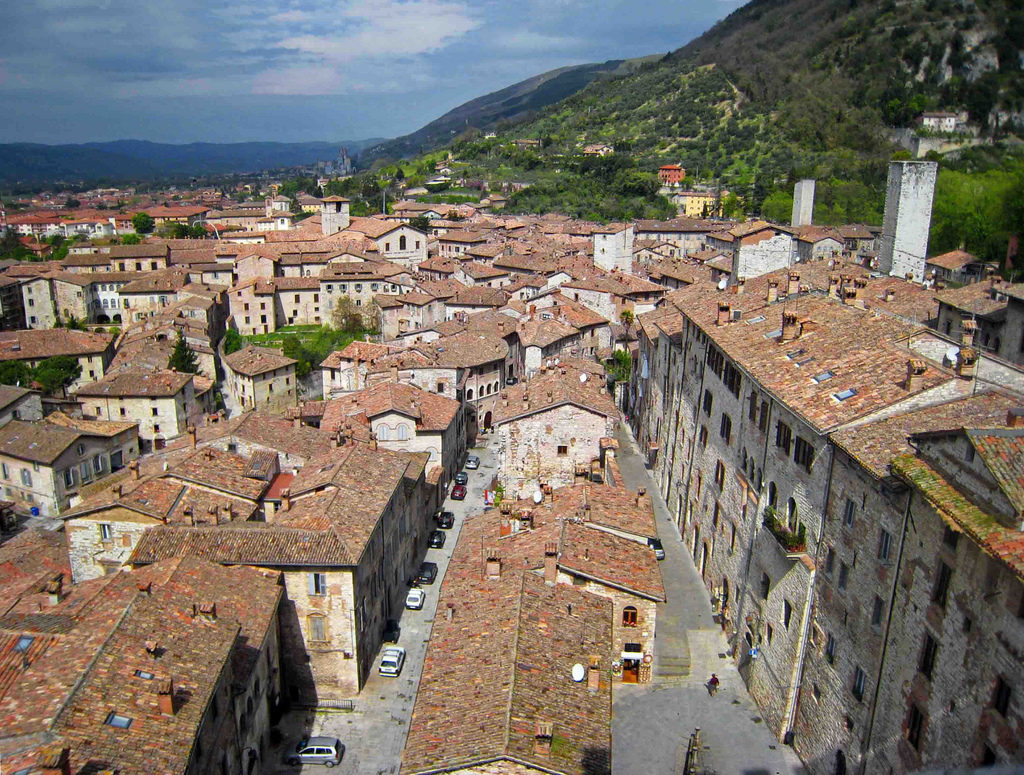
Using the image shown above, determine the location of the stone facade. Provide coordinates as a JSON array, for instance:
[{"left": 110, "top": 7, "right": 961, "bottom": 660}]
[
  {"left": 594, "top": 226, "right": 634, "bottom": 273},
  {"left": 878, "top": 161, "right": 937, "bottom": 283},
  {"left": 792, "top": 179, "right": 815, "bottom": 227}
]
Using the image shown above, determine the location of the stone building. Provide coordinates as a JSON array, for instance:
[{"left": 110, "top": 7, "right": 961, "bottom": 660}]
[
  {"left": 878, "top": 160, "right": 938, "bottom": 283},
  {"left": 222, "top": 345, "right": 298, "bottom": 413},
  {"left": 705, "top": 220, "right": 796, "bottom": 282},
  {"left": 792, "top": 179, "right": 815, "bottom": 227},
  {"left": 0, "top": 328, "right": 115, "bottom": 391},
  {"left": 0, "top": 385, "right": 42, "bottom": 426},
  {"left": 493, "top": 361, "right": 616, "bottom": 499},
  {"left": 320, "top": 340, "right": 397, "bottom": 398}
]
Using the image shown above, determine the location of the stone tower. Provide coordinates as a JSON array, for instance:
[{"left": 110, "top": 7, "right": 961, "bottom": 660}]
[
  {"left": 321, "top": 196, "right": 351, "bottom": 236},
  {"left": 791, "top": 179, "right": 815, "bottom": 227},
  {"left": 878, "top": 161, "right": 937, "bottom": 283},
  {"left": 593, "top": 224, "right": 634, "bottom": 273}
]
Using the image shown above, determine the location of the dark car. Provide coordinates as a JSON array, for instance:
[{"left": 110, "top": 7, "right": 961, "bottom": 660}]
[
  {"left": 436, "top": 510, "right": 454, "bottom": 529},
  {"left": 648, "top": 537, "right": 665, "bottom": 561},
  {"left": 383, "top": 618, "right": 401, "bottom": 643},
  {"left": 451, "top": 484, "right": 467, "bottom": 500},
  {"left": 416, "top": 561, "right": 439, "bottom": 584},
  {"left": 454, "top": 471, "right": 469, "bottom": 485},
  {"left": 429, "top": 529, "right": 446, "bottom": 548}
]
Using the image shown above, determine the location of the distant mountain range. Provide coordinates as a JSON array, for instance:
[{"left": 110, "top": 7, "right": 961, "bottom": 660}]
[
  {"left": 0, "top": 139, "right": 383, "bottom": 185},
  {"left": 358, "top": 56, "right": 659, "bottom": 167}
]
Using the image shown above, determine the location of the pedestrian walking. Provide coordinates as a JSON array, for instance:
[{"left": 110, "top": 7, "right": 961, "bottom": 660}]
[{"left": 707, "top": 673, "right": 720, "bottom": 696}]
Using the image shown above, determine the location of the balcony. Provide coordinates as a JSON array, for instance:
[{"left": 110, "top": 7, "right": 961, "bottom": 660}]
[{"left": 763, "top": 507, "right": 807, "bottom": 557}]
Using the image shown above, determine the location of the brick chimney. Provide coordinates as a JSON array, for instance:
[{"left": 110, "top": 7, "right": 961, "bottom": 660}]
[
  {"left": 1007, "top": 408, "right": 1024, "bottom": 428},
  {"left": 220, "top": 503, "right": 234, "bottom": 523},
  {"left": 534, "top": 721, "right": 553, "bottom": 756},
  {"left": 129, "top": 460, "right": 140, "bottom": 480},
  {"left": 280, "top": 488, "right": 291, "bottom": 512},
  {"left": 46, "top": 576, "right": 63, "bottom": 606},
  {"left": 354, "top": 356, "right": 361, "bottom": 389},
  {"left": 961, "top": 319, "right": 977, "bottom": 347},
  {"left": 716, "top": 302, "right": 731, "bottom": 326},
  {"left": 187, "top": 425, "right": 196, "bottom": 448},
  {"left": 198, "top": 602, "right": 216, "bottom": 621},
  {"left": 853, "top": 277, "right": 868, "bottom": 309},
  {"left": 884, "top": 288, "right": 895, "bottom": 302},
  {"left": 733, "top": 278, "right": 745, "bottom": 295},
  {"left": 827, "top": 275, "right": 840, "bottom": 298},
  {"left": 766, "top": 280, "right": 779, "bottom": 304},
  {"left": 779, "top": 311, "right": 801, "bottom": 342},
  {"left": 35, "top": 743, "right": 71, "bottom": 775},
  {"left": 111, "top": 482, "right": 122, "bottom": 499},
  {"left": 157, "top": 678, "right": 176, "bottom": 716},
  {"left": 485, "top": 549, "right": 501, "bottom": 579},
  {"left": 905, "top": 359, "right": 927, "bottom": 391},
  {"left": 544, "top": 542, "right": 558, "bottom": 584},
  {"left": 588, "top": 655, "right": 601, "bottom": 692},
  {"left": 787, "top": 272, "right": 800, "bottom": 297},
  {"left": 956, "top": 347, "right": 978, "bottom": 380}
]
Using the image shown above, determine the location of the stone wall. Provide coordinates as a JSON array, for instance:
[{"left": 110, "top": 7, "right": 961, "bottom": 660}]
[
  {"left": 733, "top": 233, "right": 795, "bottom": 281},
  {"left": 878, "top": 161, "right": 937, "bottom": 283}
]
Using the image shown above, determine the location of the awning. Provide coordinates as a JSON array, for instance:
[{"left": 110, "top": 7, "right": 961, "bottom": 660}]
[{"left": 621, "top": 651, "right": 644, "bottom": 661}]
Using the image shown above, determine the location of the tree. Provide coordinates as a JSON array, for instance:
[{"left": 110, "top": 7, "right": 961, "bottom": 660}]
[
  {"left": 189, "top": 223, "right": 207, "bottom": 239},
  {"left": 0, "top": 360, "right": 33, "bottom": 387},
  {"left": 168, "top": 329, "right": 200, "bottom": 373},
  {"left": 64, "top": 197, "right": 80, "bottom": 209},
  {"left": 121, "top": 233, "right": 141, "bottom": 245},
  {"left": 33, "top": 356, "right": 81, "bottom": 396},
  {"left": 223, "top": 329, "right": 244, "bottom": 355},
  {"left": 281, "top": 336, "right": 311, "bottom": 379},
  {"left": 409, "top": 215, "right": 430, "bottom": 232},
  {"left": 619, "top": 309, "right": 635, "bottom": 334},
  {"left": 761, "top": 190, "right": 794, "bottom": 224},
  {"left": 132, "top": 212, "right": 155, "bottom": 234},
  {"left": 167, "top": 223, "right": 190, "bottom": 239},
  {"left": 330, "top": 297, "right": 366, "bottom": 333}
]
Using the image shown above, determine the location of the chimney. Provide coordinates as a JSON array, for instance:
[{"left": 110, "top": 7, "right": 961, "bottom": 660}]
[
  {"left": 354, "top": 356, "right": 361, "bottom": 390},
  {"left": 716, "top": 302, "right": 731, "bottom": 326},
  {"left": 391, "top": 364, "right": 399, "bottom": 383},
  {"left": 544, "top": 542, "right": 558, "bottom": 584},
  {"left": 35, "top": 743, "right": 71, "bottom": 775},
  {"left": 157, "top": 678, "right": 176, "bottom": 716},
  {"left": 588, "top": 655, "right": 601, "bottom": 692},
  {"left": 733, "top": 278, "right": 745, "bottom": 295},
  {"left": 292, "top": 417, "right": 301, "bottom": 428},
  {"left": 534, "top": 722, "right": 554, "bottom": 756},
  {"left": 371, "top": 431, "right": 378, "bottom": 451},
  {"left": 1007, "top": 408, "right": 1024, "bottom": 429},
  {"left": 198, "top": 602, "right": 217, "bottom": 621},
  {"left": 46, "top": 576, "right": 63, "bottom": 606},
  {"left": 110, "top": 483, "right": 122, "bottom": 499},
  {"left": 961, "top": 319, "right": 977, "bottom": 347},
  {"left": 137, "top": 581, "right": 152, "bottom": 596},
  {"left": 779, "top": 311, "right": 801, "bottom": 342},
  {"left": 485, "top": 549, "right": 502, "bottom": 579},
  {"left": 853, "top": 277, "right": 868, "bottom": 309},
  {"left": 187, "top": 425, "right": 196, "bottom": 448},
  {"left": 445, "top": 604, "right": 455, "bottom": 622},
  {"left": 956, "top": 347, "right": 978, "bottom": 380},
  {"left": 334, "top": 431, "right": 344, "bottom": 448},
  {"left": 884, "top": 288, "right": 895, "bottom": 302},
  {"left": 129, "top": 460, "right": 140, "bottom": 480},
  {"left": 766, "top": 280, "right": 779, "bottom": 304},
  {"left": 827, "top": 275, "right": 840, "bottom": 298},
  {"left": 787, "top": 272, "right": 800, "bottom": 297},
  {"left": 220, "top": 503, "right": 234, "bottom": 523},
  {"left": 905, "top": 359, "right": 927, "bottom": 391},
  {"left": 281, "top": 488, "right": 291, "bottom": 512}
]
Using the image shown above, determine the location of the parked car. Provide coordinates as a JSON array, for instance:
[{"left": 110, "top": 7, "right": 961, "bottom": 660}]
[
  {"left": 416, "top": 561, "right": 438, "bottom": 584},
  {"left": 287, "top": 737, "right": 344, "bottom": 767},
  {"left": 383, "top": 618, "right": 401, "bottom": 643},
  {"left": 406, "top": 587, "right": 425, "bottom": 610},
  {"left": 429, "top": 529, "right": 446, "bottom": 548},
  {"left": 436, "top": 510, "right": 454, "bottom": 529},
  {"left": 451, "top": 484, "right": 467, "bottom": 500},
  {"left": 454, "top": 471, "right": 469, "bottom": 485},
  {"left": 648, "top": 537, "right": 665, "bottom": 561},
  {"left": 379, "top": 646, "right": 406, "bottom": 677},
  {"left": 506, "top": 376, "right": 518, "bottom": 385},
  {"left": 465, "top": 455, "right": 481, "bottom": 469}
]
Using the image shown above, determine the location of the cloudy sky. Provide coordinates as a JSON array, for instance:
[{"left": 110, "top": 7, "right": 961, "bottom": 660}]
[{"left": 0, "top": 0, "right": 744, "bottom": 145}]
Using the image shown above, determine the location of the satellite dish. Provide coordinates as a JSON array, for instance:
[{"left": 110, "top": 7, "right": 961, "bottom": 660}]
[
  {"left": 571, "top": 663, "right": 586, "bottom": 682},
  {"left": 717, "top": 277, "right": 728, "bottom": 291},
  {"left": 533, "top": 490, "right": 543, "bottom": 504},
  {"left": 580, "top": 373, "right": 588, "bottom": 383},
  {"left": 944, "top": 346, "right": 960, "bottom": 365}
]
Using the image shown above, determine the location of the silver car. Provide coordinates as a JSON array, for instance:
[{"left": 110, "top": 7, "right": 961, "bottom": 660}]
[
  {"left": 287, "top": 736, "right": 344, "bottom": 767},
  {"left": 379, "top": 646, "right": 406, "bottom": 677},
  {"left": 465, "top": 455, "right": 481, "bottom": 469}
]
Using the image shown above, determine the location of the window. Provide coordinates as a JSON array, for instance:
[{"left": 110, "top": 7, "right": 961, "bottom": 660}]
[
  {"left": 714, "top": 460, "right": 725, "bottom": 491},
  {"left": 760, "top": 573, "right": 770, "bottom": 600},
  {"left": 932, "top": 562, "right": 953, "bottom": 609},
  {"left": 20, "top": 469, "right": 31, "bottom": 487},
  {"left": 794, "top": 437, "right": 814, "bottom": 470},
  {"left": 833, "top": 388, "right": 857, "bottom": 401},
  {"left": 63, "top": 468, "right": 75, "bottom": 488},
  {"left": 838, "top": 562, "right": 849, "bottom": 591},
  {"left": 748, "top": 392, "right": 758, "bottom": 421},
  {"left": 76, "top": 443, "right": 85, "bottom": 455},
  {"left": 919, "top": 633, "right": 938, "bottom": 679},
  {"left": 775, "top": 421, "right": 792, "bottom": 454},
  {"left": 105, "top": 712, "right": 132, "bottom": 729},
  {"left": 906, "top": 705, "right": 924, "bottom": 749},
  {"left": 99, "top": 523, "right": 113, "bottom": 541},
  {"left": 843, "top": 498, "right": 856, "bottom": 528},
  {"left": 622, "top": 606, "right": 638, "bottom": 627},
  {"left": 825, "top": 632, "right": 837, "bottom": 664},
  {"left": 720, "top": 414, "right": 732, "bottom": 444},
  {"left": 698, "top": 425, "right": 708, "bottom": 448},
  {"left": 14, "top": 635, "right": 34, "bottom": 652},
  {"left": 758, "top": 401, "right": 769, "bottom": 432},
  {"left": 871, "top": 596, "right": 884, "bottom": 627},
  {"left": 878, "top": 529, "right": 893, "bottom": 563},
  {"left": 134, "top": 669, "right": 155, "bottom": 679},
  {"left": 783, "top": 600, "right": 793, "bottom": 629},
  {"left": 557, "top": 445, "right": 568, "bottom": 456},
  {"left": 396, "top": 424, "right": 408, "bottom": 441},
  {"left": 308, "top": 614, "right": 326, "bottom": 642},
  {"left": 702, "top": 389, "right": 713, "bottom": 416},
  {"left": 943, "top": 526, "right": 959, "bottom": 551},
  {"left": 309, "top": 572, "right": 327, "bottom": 596},
  {"left": 825, "top": 547, "right": 835, "bottom": 575},
  {"left": 787, "top": 498, "right": 799, "bottom": 531},
  {"left": 850, "top": 666, "right": 867, "bottom": 701},
  {"left": 993, "top": 676, "right": 1012, "bottom": 717}
]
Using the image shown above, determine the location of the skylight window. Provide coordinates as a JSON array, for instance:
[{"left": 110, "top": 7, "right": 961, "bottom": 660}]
[
  {"left": 813, "top": 371, "right": 835, "bottom": 384},
  {"left": 833, "top": 389, "right": 857, "bottom": 401},
  {"left": 795, "top": 357, "right": 816, "bottom": 367},
  {"left": 134, "top": 670, "right": 156, "bottom": 680},
  {"left": 786, "top": 348, "right": 806, "bottom": 360},
  {"left": 764, "top": 329, "right": 782, "bottom": 339},
  {"left": 14, "top": 636, "right": 34, "bottom": 652},
  {"left": 746, "top": 315, "right": 766, "bottom": 325},
  {"left": 105, "top": 712, "right": 132, "bottom": 729}
]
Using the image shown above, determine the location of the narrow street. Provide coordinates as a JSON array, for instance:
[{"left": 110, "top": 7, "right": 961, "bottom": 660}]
[{"left": 611, "top": 423, "right": 806, "bottom": 775}]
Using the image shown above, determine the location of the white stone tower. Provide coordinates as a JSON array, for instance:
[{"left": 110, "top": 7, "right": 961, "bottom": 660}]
[
  {"left": 878, "top": 161, "right": 937, "bottom": 283},
  {"left": 321, "top": 196, "right": 351, "bottom": 236},
  {"left": 791, "top": 179, "right": 815, "bottom": 226},
  {"left": 593, "top": 224, "right": 634, "bottom": 273}
]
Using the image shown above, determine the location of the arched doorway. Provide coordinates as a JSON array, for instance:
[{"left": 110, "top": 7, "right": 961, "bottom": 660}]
[{"left": 483, "top": 411, "right": 492, "bottom": 430}]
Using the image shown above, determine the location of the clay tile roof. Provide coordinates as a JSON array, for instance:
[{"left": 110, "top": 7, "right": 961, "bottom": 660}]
[
  {"left": 76, "top": 369, "right": 192, "bottom": 398},
  {"left": 493, "top": 364, "right": 617, "bottom": 425},
  {"left": 321, "top": 382, "right": 460, "bottom": 433},
  {"left": 0, "top": 420, "right": 82, "bottom": 464},
  {"left": 321, "top": 340, "right": 396, "bottom": 368},
  {"left": 449, "top": 285, "right": 509, "bottom": 307},
  {"left": 223, "top": 345, "right": 296, "bottom": 377},
  {"left": 0, "top": 384, "right": 33, "bottom": 412},
  {"left": 438, "top": 229, "right": 488, "bottom": 244},
  {"left": 935, "top": 280, "right": 1024, "bottom": 317},
  {"left": 0, "top": 329, "right": 113, "bottom": 360},
  {"left": 926, "top": 249, "right": 978, "bottom": 271},
  {"left": 970, "top": 430, "right": 1024, "bottom": 513},
  {"left": 44, "top": 410, "right": 136, "bottom": 437},
  {"left": 559, "top": 522, "right": 665, "bottom": 600},
  {"left": 130, "top": 523, "right": 354, "bottom": 566},
  {"left": 460, "top": 261, "right": 508, "bottom": 279}
]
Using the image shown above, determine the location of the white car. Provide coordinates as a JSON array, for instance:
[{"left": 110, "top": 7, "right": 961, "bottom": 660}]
[
  {"left": 465, "top": 455, "right": 481, "bottom": 469},
  {"left": 406, "top": 588, "right": 425, "bottom": 610},
  {"left": 379, "top": 646, "right": 406, "bottom": 677}
]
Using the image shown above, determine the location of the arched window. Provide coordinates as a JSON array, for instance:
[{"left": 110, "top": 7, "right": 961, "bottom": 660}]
[
  {"left": 767, "top": 481, "right": 777, "bottom": 509},
  {"left": 376, "top": 425, "right": 389, "bottom": 441},
  {"left": 399, "top": 235, "right": 407, "bottom": 251},
  {"left": 467, "top": 388, "right": 474, "bottom": 400},
  {"left": 622, "top": 606, "right": 638, "bottom": 627},
  {"left": 396, "top": 424, "right": 408, "bottom": 441},
  {"left": 787, "top": 498, "right": 799, "bottom": 531}
]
